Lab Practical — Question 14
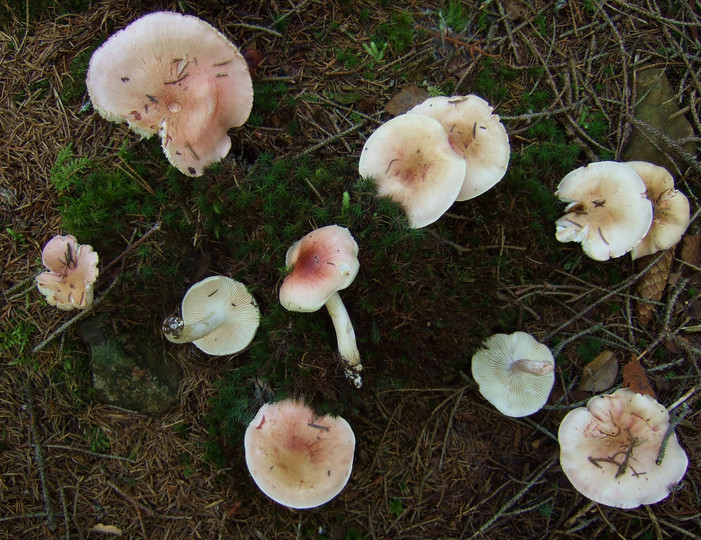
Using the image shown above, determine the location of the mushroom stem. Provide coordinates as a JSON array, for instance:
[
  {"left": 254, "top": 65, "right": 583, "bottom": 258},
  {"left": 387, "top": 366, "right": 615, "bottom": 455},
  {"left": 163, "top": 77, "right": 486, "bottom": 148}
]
[
  {"left": 163, "top": 310, "right": 226, "bottom": 344},
  {"left": 324, "top": 291, "right": 363, "bottom": 388},
  {"left": 510, "top": 358, "right": 554, "bottom": 376}
]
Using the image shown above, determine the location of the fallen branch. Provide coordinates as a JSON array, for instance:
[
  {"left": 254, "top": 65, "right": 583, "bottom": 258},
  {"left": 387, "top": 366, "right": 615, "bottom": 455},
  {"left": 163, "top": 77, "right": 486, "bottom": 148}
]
[
  {"left": 99, "top": 220, "right": 161, "bottom": 277},
  {"left": 32, "top": 274, "right": 120, "bottom": 354},
  {"left": 33, "top": 443, "right": 137, "bottom": 464},
  {"left": 25, "top": 384, "right": 57, "bottom": 532}
]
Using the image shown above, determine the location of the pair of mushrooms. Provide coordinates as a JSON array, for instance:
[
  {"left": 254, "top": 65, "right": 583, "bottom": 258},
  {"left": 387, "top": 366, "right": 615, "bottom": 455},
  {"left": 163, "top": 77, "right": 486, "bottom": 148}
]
[
  {"left": 471, "top": 332, "right": 688, "bottom": 509},
  {"left": 34, "top": 236, "right": 263, "bottom": 358},
  {"left": 555, "top": 161, "right": 690, "bottom": 261},
  {"left": 359, "top": 94, "right": 510, "bottom": 228},
  {"left": 86, "top": 12, "right": 254, "bottom": 177},
  {"left": 162, "top": 225, "right": 362, "bottom": 387}
]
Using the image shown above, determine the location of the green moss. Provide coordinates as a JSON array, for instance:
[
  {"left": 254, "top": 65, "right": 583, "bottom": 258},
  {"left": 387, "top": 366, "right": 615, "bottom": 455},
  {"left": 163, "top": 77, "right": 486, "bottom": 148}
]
[
  {"left": 441, "top": 1, "right": 469, "bottom": 33},
  {"left": 474, "top": 58, "right": 519, "bottom": 103},
  {"left": 61, "top": 43, "right": 97, "bottom": 105},
  {"left": 373, "top": 10, "right": 415, "bottom": 55}
]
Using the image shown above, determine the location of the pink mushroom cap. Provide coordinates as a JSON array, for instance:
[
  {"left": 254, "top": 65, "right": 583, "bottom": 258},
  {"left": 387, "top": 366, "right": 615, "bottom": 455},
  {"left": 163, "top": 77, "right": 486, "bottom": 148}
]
[
  {"left": 244, "top": 399, "right": 356, "bottom": 509},
  {"left": 36, "top": 235, "right": 99, "bottom": 310},
  {"left": 86, "top": 11, "right": 253, "bottom": 177},
  {"left": 279, "top": 225, "right": 360, "bottom": 312},
  {"left": 558, "top": 388, "right": 688, "bottom": 508}
]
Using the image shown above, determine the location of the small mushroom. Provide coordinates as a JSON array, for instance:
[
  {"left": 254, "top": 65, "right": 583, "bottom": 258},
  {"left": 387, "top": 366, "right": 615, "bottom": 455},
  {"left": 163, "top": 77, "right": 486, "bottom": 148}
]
[
  {"left": 555, "top": 161, "right": 653, "bottom": 260},
  {"left": 86, "top": 12, "right": 253, "bottom": 177},
  {"left": 244, "top": 398, "right": 356, "bottom": 509},
  {"left": 471, "top": 331, "right": 555, "bottom": 417},
  {"left": 625, "top": 161, "right": 691, "bottom": 260},
  {"left": 358, "top": 113, "right": 467, "bottom": 228},
  {"left": 36, "top": 235, "right": 99, "bottom": 310},
  {"left": 558, "top": 388, "right": 688, "bottom": 508},
  {"left": 279, "top": 225, "right": 362, "bottom": 387},
  {"left": 163, "top": 275, "right": 260, "bottom": 356},
  {"left": 407, "top": 94, "right": 510, "bottom": 201}
]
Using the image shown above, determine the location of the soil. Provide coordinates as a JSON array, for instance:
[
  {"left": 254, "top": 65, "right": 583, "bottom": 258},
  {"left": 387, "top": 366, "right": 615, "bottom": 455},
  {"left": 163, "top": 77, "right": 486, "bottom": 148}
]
[{"left": 1, "top": 1, "right": 700, "bottom": 539}]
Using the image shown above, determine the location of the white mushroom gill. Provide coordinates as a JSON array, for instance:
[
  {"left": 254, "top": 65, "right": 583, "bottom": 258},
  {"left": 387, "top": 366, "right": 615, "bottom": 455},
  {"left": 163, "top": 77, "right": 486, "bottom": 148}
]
[{"left": 162, "top": 310, "right": 226, "bottom": 344}]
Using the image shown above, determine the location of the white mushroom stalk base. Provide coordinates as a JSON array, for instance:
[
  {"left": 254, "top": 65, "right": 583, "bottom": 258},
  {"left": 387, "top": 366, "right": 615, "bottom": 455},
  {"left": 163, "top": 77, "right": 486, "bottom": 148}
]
[
  {"left": 162, "top": 311, "right": 225, "bottom": 344},
  {"left": 325, "top": 292, "right": 363, "bottom": 388},
  {"left": 510, "top": 358, "right": 555, "bottom": 376}
]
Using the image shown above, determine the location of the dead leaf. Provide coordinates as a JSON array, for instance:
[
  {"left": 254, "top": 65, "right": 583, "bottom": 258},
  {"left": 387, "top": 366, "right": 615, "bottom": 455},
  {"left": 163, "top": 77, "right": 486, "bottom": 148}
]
[
  {"left": 384, "top": 86, "right": 429, "bottom": 116},
  {"left": 622, "top": 357, "right": 656, "bottom": 398},
  {"left": 91, "top": 524, "right": 123, "bottom": 535},
  {"left": 576, "top": 350, "right": 618, "bottom": 393}
]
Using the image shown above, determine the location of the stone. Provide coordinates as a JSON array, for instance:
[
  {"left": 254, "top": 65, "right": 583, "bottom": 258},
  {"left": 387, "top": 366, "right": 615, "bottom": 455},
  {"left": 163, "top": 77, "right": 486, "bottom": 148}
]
[
  {"left": 624, "top": 66, "right": 696, "bottom": 175},
  {"left": 80, "top": 314, "right": 182, "bottom": 416}
]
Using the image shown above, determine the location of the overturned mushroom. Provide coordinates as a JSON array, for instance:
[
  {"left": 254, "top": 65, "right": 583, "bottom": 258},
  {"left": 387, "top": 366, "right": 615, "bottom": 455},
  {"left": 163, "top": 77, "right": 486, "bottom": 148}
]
[
  {"left": 358, "top": 114, "right": 466, "bottom": 228},
  {"left": 407, "top": 94, "right": 510, "bottom": 201},
  {"left": 279, "top": 225, "right": 362, "bottom": 387},
  {"left": 244, "top": 398, "right": 356, "bottom": 509},
  {"left": 163, "top": 275, "right": 260, "bottom": 356},
  {"left": 558, "top": 388, "right": 688, "bottom": 508},
  {"left": 36, "top": 235, "right": 99, "bottom": 310},
  {"left": 555, "top": 161, "right": 653, "bottom": 260},
  {"left": 471, "top": 332, "right": 555, "bottom": 417},
  {"left": 87, "top": 12, "right": 253, "bottom": 177},
  {"left": 625, "top": 161, "right": 691, "bottom": 260}
]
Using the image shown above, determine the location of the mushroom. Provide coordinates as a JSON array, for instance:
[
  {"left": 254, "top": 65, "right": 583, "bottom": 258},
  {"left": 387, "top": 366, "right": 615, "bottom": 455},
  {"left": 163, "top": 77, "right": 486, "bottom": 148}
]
[
  {"left": 86, "top": 11, "right": 253, "bottom": 177},
  {"left": 162, "top": 275, "right": 260, "bottom": 356},
  {"left": 624, "top": 161, "right": 691, "bottom": 260},
  {"left": 555, "top": 161, "right": 653, "bottom": 260},
  {"left": 36, "top": 235, "right": 99, "bottom": 310},
  {"left": 279, "top": 225, "right": 362, "bottom": 387},
  {"left": 471, "top": 331, "right": 555, "bottom": 417},
  {"left": 558, "top": 388, "right": 688, "bottom": 508},
  {"left": 244, "top": 398, "right": 356, "bottom": 509},
  {"left": 407, "top": 95, "right": 510, "bottom": 201},
  {"left": 358, "top": 113, "right": 467, "bottom": 228}
]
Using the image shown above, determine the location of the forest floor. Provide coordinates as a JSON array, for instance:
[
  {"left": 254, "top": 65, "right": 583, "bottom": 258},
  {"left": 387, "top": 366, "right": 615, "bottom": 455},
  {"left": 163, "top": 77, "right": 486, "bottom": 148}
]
[{"left": 0, "top": 0, "right": 700, "bottom": 538}]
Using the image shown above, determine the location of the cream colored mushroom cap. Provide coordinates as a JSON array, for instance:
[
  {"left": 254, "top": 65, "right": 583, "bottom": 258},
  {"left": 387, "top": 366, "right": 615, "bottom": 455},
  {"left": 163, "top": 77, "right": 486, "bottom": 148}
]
[
  {"left": 558, "top": 388, "right": 688, "bottom": 508},
  {"left": 182, "top": 276, "right": 260, "bottom": 355},
  {"left": 358, "top": 114, "right": 466, "bottom": 228},
  {"left": 280, "top": 225, "right": 359, "bottom": 313},
  {"left": 555, "top": 161, "right": 653, "bottom": 260},
  {"left": 471, "top": 332, "right": 555, "bottom": 417},
  {"left": 86, "top": 11, "right": 253, "bottom": 177},
  {"left": 244, "top": 399, "right": 356, "bottom": 509},
  {"left": 624, "top": 161, "right": 691, "bottom": 260},
  {"left": 408, "top": 95, "right": 510, "bottom": 201}
]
